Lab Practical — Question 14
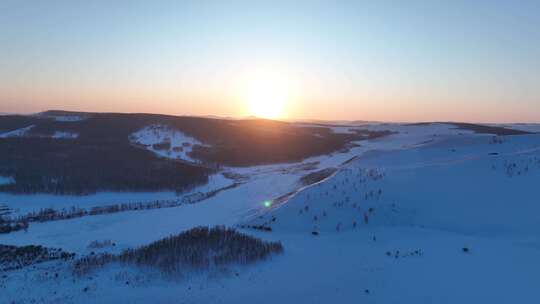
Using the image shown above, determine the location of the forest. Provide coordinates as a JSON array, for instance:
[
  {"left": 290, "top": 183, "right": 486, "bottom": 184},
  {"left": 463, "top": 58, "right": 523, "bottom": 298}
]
[
  {"left": 0, "top": 111, "right": 389, "bottom": 194},
  {"left": 73, "top": 226, "right": 284, "bottom": 276}
]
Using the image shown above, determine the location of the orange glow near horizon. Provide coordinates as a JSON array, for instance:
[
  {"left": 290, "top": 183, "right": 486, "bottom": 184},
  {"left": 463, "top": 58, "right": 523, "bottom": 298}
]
[
  {"left": 1, "top": 2, "right": 540, "bottom": 123},
  {"left": 1, "top": 70, "right": 539, "bottom": 123}
]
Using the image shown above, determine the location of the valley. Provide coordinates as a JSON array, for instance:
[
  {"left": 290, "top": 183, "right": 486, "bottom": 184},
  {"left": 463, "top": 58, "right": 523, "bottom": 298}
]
[{"left": 1, "top": 118, "right": 538, "bottom": 303}]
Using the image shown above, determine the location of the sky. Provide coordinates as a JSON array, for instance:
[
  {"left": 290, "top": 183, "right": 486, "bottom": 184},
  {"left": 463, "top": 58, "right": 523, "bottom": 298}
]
[{"left": 1, "top": 0, "right": 539, "bottom": 122}]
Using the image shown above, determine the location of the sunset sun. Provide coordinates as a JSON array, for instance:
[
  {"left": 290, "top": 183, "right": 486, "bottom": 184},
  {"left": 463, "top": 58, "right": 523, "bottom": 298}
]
[{"left": 244, "top": 73, "right": 289, "bottom": 119}]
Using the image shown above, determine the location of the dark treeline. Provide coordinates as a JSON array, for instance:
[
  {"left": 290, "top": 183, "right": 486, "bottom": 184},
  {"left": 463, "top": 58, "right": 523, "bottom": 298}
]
[
  {"left": 0, "top": 216, "right": 28, "bottom": 234},
  {"left": 188, "top": 123, "right": 394, "bottom": 166},
  {"left": 0, "top": 137, "right": 211, "bottom": 194},
  {"left": 299, "top": 168, "right": 338, "bottom": 186},
  {"left": 0, "top": 113, "right": 213, "bottom": 194},
  {"left": 0, "top": 244, "right": 75, "bottom": 271},
  {"left": 0, "top": 183, "right": 242, "bottom": 234},
  {"left": 404, "top": 122, "right": 531, "bottom": 136},
  {"left": 73, "top": 226, "right": 283, "bottom": 276},
  {"left": 438, "top": 122, "right": 530, "bottom": 136},
  {"left": 19, "top": 199, "right": 195, "bottom": 222},
  {"left": 16, "top": 201, "right": 185, "bottom": 223}
]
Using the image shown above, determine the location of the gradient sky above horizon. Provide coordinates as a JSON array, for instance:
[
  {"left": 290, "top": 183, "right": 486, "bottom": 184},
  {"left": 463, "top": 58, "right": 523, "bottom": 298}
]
[{"left": 1, "top": 0, "right": 539, "bottom": 122}]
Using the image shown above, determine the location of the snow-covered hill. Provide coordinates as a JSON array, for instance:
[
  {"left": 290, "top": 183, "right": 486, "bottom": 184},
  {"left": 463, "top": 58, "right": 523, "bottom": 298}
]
[
  {"left": 2, "top": 122, "right": 540, "bottom": 304},
  {"left": 248, "top": 133, "right": 540, "bottom": 236},
  {"left": 129, "top": 124, "right": 209, "bottom": 162}
]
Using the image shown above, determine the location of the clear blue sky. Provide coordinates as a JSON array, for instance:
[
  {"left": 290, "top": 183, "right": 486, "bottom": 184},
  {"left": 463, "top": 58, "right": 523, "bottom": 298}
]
[{"left": 1, "top": 0, "right": 539, "bottom": 122}]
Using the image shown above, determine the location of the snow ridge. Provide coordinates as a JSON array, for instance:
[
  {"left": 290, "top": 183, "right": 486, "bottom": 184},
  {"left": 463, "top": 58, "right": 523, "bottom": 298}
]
[{"left": 0, "top": 125, "right": 35, "bottom": 138}]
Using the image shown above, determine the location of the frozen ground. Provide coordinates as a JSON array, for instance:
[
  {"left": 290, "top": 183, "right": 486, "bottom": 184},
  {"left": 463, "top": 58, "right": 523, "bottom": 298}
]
[{"left": 2, "top": 122, "right": 540, "bottom": 303}]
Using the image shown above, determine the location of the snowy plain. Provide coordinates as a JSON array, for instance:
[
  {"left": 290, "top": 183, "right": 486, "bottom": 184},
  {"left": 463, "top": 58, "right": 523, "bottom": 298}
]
[{"left": 2, "top": 122, "right": 540, "bottom": 303}]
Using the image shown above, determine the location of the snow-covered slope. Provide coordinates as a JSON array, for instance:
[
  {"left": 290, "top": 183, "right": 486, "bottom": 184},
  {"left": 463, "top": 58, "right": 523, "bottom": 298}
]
[
  {"left": 130, "top": 125, "right": 208, "bottom": 162},
  {"left": 0, "top": 125, "right": 35, "bottom": 138},
  {"left": 248, "top": 134, "right": 540, "bottom": 236},
  {"left": 2, "top": 123, "right": 540, "bottom": 304}
]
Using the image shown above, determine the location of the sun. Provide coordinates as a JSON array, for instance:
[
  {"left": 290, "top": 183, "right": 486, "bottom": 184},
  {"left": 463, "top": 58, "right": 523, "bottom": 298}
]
[{"left": 244, "top": 73, "right": 289, "bottom": 119}]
